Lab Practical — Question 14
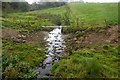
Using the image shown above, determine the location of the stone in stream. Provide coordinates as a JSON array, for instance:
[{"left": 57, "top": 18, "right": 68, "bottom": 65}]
[
  {"left": 46, "top": 54, "right": 50, "bottom": 57},
  {"left": 39, "top": 62, "right": 43, "bottom": 67},
  {"left": 55, "top": 47, "right": 62, "bottom": 50},
  {"left": 52, "top": 58, "right": 59, "bottom": 62},
  {"left": 54, "top": 45, "right": 60, "bottom": 48},
  {"left": 55, "top": 50, "right": 62, "bottom": 53},
  {"left": 54, "top": 35, "right": 58, "bottom": 37},
  {"left": 54, "top": 43, "right": 59, "bottom": 46},
  {"left": 43, "top": 57, "right": 53, "bottom": 64},
  {"left": 38, "top": 26, "right": 65, "bottom": 78},
  {"left": 38, "top": 64, "right": 52, "bottom": 78},
  {"left": 41, "top": 64, "right": 46, "bottom": 69},
  {"left": 48, "top": 52, "right": 55, "bottom": 56},
  {"left": 49, "top": 42, "right": 53, "bottom": 44}
]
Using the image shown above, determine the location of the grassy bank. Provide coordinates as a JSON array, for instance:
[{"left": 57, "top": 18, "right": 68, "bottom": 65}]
[
  {"left": 2, "top": 39, "right": 46, "bottom": 79},
  {"left": 51, "top": 45, "right": 119, "bottom": 78}
]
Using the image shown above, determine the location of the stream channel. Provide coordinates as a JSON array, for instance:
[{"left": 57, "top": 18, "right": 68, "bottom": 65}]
[{"left": 38, "top": 26, "right": 66, "bottom": 79}]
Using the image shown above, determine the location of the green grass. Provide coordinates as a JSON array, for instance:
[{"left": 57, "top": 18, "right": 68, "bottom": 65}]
[
  {"left": 2, "top": 3, "right": 118, "bottom": 32},
  {"left": 2, "top": 3, "right": 119, "bottom": 79},
  {"left": 51, "top": 45, "right": 119, "bottom": 78},
  {"left": 2, "top": 39, "right": 46, "bottom": 79}
]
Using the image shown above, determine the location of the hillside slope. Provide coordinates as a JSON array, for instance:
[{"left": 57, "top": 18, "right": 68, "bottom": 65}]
[{"left": 2, "top": 3, "right": 118, "bottom": 32}]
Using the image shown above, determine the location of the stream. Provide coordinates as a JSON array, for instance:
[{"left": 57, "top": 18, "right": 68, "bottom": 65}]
[{"left": 38, "top": 26, "right": 65, "bottom": 79}]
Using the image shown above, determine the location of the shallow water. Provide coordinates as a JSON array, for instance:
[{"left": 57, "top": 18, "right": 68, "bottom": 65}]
[{"left": 38, "top": 26, "right": 65, "bottom": 78}]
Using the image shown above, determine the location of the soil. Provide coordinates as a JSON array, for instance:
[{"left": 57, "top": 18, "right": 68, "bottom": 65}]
[
  {"left": 2, "top": 25, "right": 118, "bottom": 51},
  {"left": 82, "top": 25, "right": 118, "bottom": 46},
  {"left": 2, "top": 28, "right": 19, "bottom": 38},
  {"left": 64, "top": 25, "right": 118, "bottom": 51},
  {"left": 2, "top": 28, "right": 48, "bottom": 47},
  {"left": 26, "top": 31, "right": 48, "bottom": 46}
]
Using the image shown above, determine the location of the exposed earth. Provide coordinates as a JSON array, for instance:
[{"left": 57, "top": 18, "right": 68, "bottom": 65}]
[
  {"left": 2, "top": 25, "right": 118, "bottom": 52},
  {"left": 64, "top": 25, "right": 118, "bottom": 52}
]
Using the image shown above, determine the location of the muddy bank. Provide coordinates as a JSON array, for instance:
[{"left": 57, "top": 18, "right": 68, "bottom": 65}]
[
  {"left": 2, "top": 25, "right": 118, "bottom": 52},
  {"left": 64, "top": 25, "right": 118, "bottom": 52},
  {"left": 2, "top": 28, "right": 48, "bottom": 47}
]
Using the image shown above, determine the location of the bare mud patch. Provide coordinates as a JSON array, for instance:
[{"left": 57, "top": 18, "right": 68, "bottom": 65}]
[{"left": 64, "top": 25, "right": 118, "bottom": 51}]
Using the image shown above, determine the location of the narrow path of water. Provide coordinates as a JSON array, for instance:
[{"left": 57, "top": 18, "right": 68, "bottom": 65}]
[{"left": 38, "top": 26, "right": 65, "bottom": 79}]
